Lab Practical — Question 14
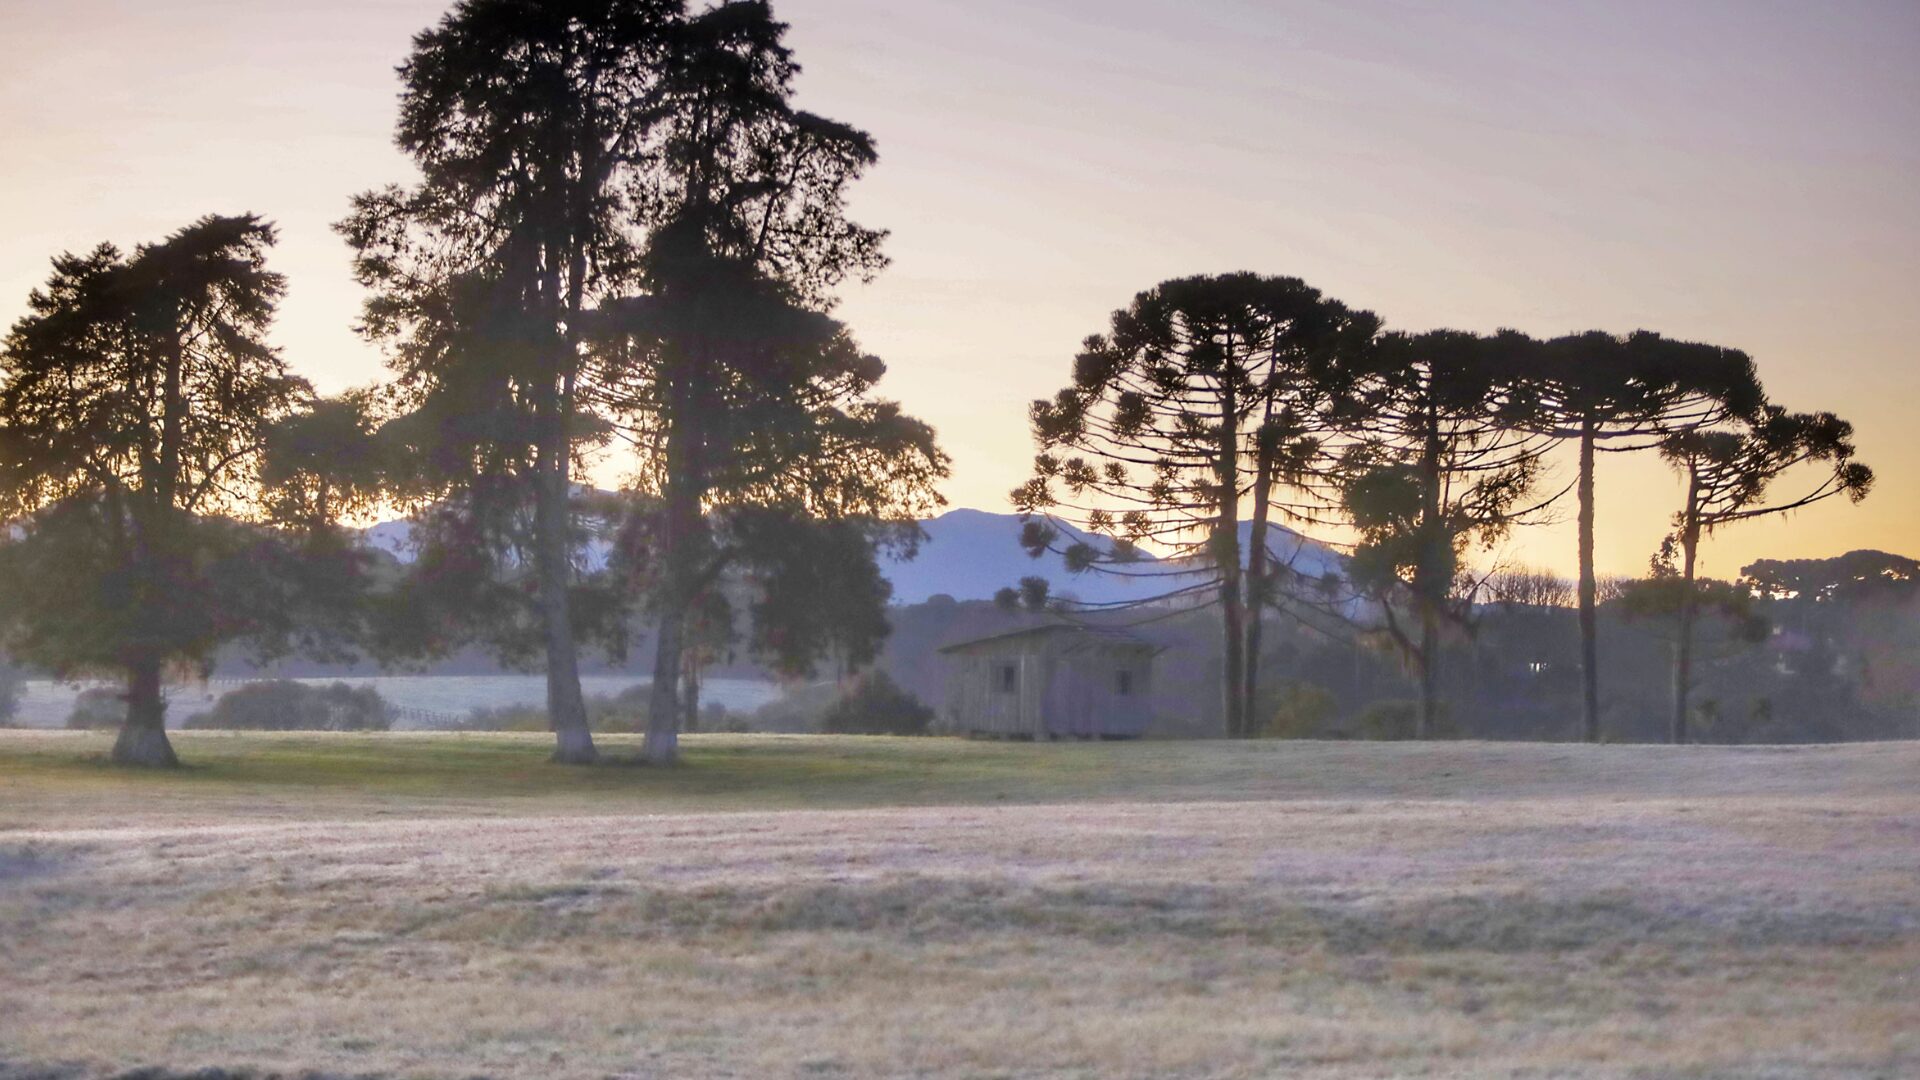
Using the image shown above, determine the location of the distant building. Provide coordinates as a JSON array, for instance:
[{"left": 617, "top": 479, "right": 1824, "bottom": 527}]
[{"left": 936, "top": 623, "right": 1160, "bottom": 739}]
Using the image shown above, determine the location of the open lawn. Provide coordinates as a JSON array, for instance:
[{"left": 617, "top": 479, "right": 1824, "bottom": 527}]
[{"left": 1, "top": 732, "right": 1916, "bottom": 1078}]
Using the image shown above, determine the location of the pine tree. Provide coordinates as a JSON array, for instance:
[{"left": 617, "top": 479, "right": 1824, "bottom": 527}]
[
  {"left": 590, "top": 231, "right": 944, "bottom": 764},
  {"left": 0, "top": 216, "right": 313, "bottom": 766}
]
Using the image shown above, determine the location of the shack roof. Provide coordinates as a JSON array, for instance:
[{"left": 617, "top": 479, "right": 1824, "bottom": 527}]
[{"left": 936, "top": 622, "right": 1161, "bottom": 655}]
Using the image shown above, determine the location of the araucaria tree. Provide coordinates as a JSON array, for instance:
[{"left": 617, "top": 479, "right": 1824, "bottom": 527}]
[
  {"left": 0, "top": 216, "right": 312, "bottom": 766},
  {"left": 1335, "top": 331, "right": 1558, "bottom": 739},
  {"left": 1014, "top": 274, "right": 1378, "bottom": 738},
  {"left": 1657, "top": 407, "right": 1871, "bottom": 742},
  {"left": 1526, "top": 331, "right": 1760, "bottom": 741}
]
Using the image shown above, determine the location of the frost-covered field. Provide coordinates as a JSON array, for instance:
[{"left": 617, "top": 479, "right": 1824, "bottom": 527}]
[
  {"left": 0, "top": 735, "right": 1915, "bottom": 1079},
  {"left": 10, "top": 675, "right": 780, "bottom": 728}
]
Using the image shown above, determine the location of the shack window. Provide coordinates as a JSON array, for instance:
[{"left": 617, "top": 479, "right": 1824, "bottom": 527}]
[
  {"left": 997, "top": 663, "right": 1018, "bottom": 693},
  {"left": 1116, "top": 669, "right": 1134, "bottom": 696}
]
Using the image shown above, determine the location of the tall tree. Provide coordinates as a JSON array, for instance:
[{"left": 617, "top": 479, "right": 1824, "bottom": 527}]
[
  {"left": 1013, "top": 274, "right": 1377, "bottom": 738},
  {"left": 1524, "top": 331, "right": 1760, "bottom": 741},
  {"left": 344, "top": 1, "right": 887, "bottom": 764},
  {"left": 339, "top": 0, "right": 683, "bottom": 763},
  {"left": 0, "top": 216, "right": 312, "bottom": 766},
  {"left": 590, "top": 232, "right": 945, "bottom": 764},
  {"left": 593, "top": 0, "right": 898, "bottom": 763},
  {"left": 638, "top": 1, "right": 886, "bottom": 302},
  {"left": 1335, "top": 331, "right": 1558, "bottom": 739},
  {"left": 1656, "top": 407, "right": 1871, "bottom": 742}
]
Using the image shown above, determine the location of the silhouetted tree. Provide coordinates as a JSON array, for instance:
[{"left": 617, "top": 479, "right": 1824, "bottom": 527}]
[
  {"left": 591, "top": 1, "right": 896, "bottom": 763},
  {"left": 591, "top": 235, "right": 944, "bottom": 763},
  {"left": 735, "top": 511, "right": 904, "bottom": 679},
  {"left": 1525, "top": 331, "right": 1760, "bottom": 741},
  {"left": 1336, "top": 331, "right": 1558, "bottom": 738},
  {"left": 1619, "top": 554, "right": 1771, "bottom": 739},
  {"left": 1657, "top": 407, "right": 1872, "bottom": 742},
  {"left": 0, "top": 216, "right": 313, "bottom": 766},
  {"left": 1488, "top": 566, "right": 1575, "bottom": 609},
  {"left": 1014, "top": 273, "right": 1377, "bottom": 737},
  {"left": 1742, "top": 550, "right": 1918, "bottom": 606},
  {"left": 991, "top": 576, "right": 1053, "bottom": 612},
  {"left": 338, "top": 0, "right": 688, "bottom": 763},
  {"left": 1742, "top": 550, "right": 1920, "bottom": 739},
  {"left": 259, "top": 392, "right": 390, "bottom": 533}
]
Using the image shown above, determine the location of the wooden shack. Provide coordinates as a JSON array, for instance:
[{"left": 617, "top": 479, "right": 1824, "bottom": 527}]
[{"left": 936, "top": 624, "right": 1159, "bottom": 739}]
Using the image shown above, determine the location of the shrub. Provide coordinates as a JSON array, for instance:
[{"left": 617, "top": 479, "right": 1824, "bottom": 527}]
[
  {"left": 460, "top": 685, "right": 657, "bottom": 733},
  {"left": 66, "top": 687, "right": 126, "bottom": 730},
  {"left": 604, "top": 683, "right": 653, "bottom": 713},
  {"left": 701, "top": 701, "right": 748, "bottom": 733},
  {"left": 1260, "top": 680, "right": 1339, "bottom": 738},
  {"left": 186, "top": 680, "right": 391, "bottom": 731},
  {"left": 820, "top": 671, "right": 934, "bottom": 736},
  {"left": 1350, "top": 699, "right": 1418, "bottom": 740},
  {"left": 1346, "top": 698, "right": 1460, "bottom": 740},
  {"left": 458, "top": 704, "right": 551, "bottom": 732},
  {"left": 753, "top": 680, "right": 842, "bottom": 733}
]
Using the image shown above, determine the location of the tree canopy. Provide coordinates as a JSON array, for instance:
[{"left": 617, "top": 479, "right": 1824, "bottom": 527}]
[
  {"left": 0, "top": 215, "right": 326, "bottom": 765},
  {"left": 1656, "top": 406, "right": 1873, "bottom": 741},
  {"left": 1522, "top": 330, "right": 1761, "bottom": 741},
  {"left": 341, "top": 0, "right": 905, "bottom": 765},
  {"left": 1014, "top": 273, "right": 1378, "bottom": 737},
  {"left": 1333, "top": 330, "right": 1558, "bottom": 738},
  {"left": 591, "top": 229, "right": 945, "bottom": 763}
]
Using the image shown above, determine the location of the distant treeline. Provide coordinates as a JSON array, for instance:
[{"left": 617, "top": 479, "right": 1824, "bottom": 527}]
[{"left": 879, "top": 548, "right": 1919, "bottom": 744}]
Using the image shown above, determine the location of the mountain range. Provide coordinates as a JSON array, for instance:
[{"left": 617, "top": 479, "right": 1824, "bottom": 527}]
[
  {"left": 358, "top": 507, "right": 1348, "bottom": 607},
  {"left": 876, "top": 509, "right": 1346, "bottom": 605}
]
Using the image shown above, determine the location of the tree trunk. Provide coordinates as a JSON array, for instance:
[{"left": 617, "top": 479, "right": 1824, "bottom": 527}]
[
  {"left": 1577, "top": 422, "right": 1601, "bottom": 742},
  {"left": 1416, "top": 410, "right": 1445, "bottom": 740},
  {"left": 112, "top": 324, "right": 185, "bottom": 772},
  {"left": 682, "top": 655, "right": 702, "bottom": 735},
  {"left": 535, "top": 416, "right": 595, "bottom": 765},
  {"left": 1242, "top": 441, "right": 1274, "bottom": 735},
  {"left": 1417, "top": 605, "right": 1439, "bottom": 740},
  {"left": 1671, "top": 528, "right": 1700, "bottom": 745},
  {"left": 645, "top": 611, "right": 684, "bottom": 764},
  {"left": 643, "top": 467, "right": 702, "bottom": 765},
  {"left": 1221, "top": 563, "right": 1246, "bottom": 738},
  {"left": 112, "top": 657, "right": 177, "bottom": 768},
  {"left": 1216, "top": 385, "right": 1245, "bottom": 739}
]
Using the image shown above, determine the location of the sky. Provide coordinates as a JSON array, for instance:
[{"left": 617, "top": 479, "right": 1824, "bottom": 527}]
[{"left": 2, "top": 0, "right": 1916, "bottom": 580}]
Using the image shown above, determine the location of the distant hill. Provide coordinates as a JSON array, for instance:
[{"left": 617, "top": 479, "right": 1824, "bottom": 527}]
[
  {"left": 879, "top": 509, "right": 1155, "bottom": 605},
  {"left": 880, "top": 509, "right": 1347, "bottom": 605},
  {"left": 359, "top": 517, "right": 614, "bottom": 571},
  {"left": 357, "top": 506, "right": 1347, "bottom": 605}
]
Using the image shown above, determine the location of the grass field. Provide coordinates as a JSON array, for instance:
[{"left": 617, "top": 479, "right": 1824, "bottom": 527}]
[{"left": 2, "top": 732, "right": 1916, "bottom": 1079}]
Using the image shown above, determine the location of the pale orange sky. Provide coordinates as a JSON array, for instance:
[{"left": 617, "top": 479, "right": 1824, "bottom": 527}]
[{"left": 2, "top": 0, "right": 1915, "bottom": 580}]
